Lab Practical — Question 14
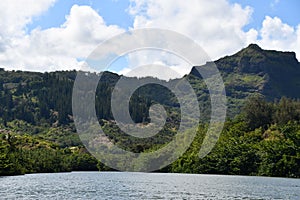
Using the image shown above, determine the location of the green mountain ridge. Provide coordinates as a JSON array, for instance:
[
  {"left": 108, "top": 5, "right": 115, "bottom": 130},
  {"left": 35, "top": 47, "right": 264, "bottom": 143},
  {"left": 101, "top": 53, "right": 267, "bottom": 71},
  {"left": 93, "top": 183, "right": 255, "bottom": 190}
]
[
  {"left": 192, "top": 44, "right": 300, "bottom": 100},
  {"left": 1, "top": 44, "right": 300, "bottom": 129},
  {"left": 190, "top": 44, "right": 300, "bottom": 118}
]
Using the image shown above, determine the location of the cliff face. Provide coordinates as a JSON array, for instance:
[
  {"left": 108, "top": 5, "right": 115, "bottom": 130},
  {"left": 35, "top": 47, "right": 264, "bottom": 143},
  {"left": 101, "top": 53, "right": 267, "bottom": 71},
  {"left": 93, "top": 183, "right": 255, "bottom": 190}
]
[{"left": 191, "top": 44, "right": 300, "bottom": 100}]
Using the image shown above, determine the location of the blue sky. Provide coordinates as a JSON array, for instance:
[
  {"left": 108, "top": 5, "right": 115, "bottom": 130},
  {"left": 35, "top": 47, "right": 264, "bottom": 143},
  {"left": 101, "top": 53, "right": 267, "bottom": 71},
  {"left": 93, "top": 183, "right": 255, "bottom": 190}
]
[
  {"left": 27, "top": 0, "right": 133, "bottom": 31},
  {"left": 28, "top": 0, "right": 299, "bottom": 32},
  {"left": 0, "top": 0, "right": 299, "bottom": 74},
  {"left": 230, "top": 0, "right": 300, "bottom": 30}
]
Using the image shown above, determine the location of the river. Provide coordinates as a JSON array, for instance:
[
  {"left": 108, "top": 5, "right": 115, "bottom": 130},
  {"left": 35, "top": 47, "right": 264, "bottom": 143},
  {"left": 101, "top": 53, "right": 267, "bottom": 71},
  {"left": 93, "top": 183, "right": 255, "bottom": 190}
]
[{"left": 0, "top": 172, "right": 299, "bottom": 199}]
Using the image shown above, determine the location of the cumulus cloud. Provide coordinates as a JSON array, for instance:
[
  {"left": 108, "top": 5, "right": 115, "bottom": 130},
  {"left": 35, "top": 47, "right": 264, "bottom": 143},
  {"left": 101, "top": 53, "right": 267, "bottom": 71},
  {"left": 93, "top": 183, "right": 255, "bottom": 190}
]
[
  {"left": 129, "top": 0, "right": 255, "bottom": 59},
  {"left": 121, "top": 50, "right": 191, "bottom": 79},
  {"left": 124, "top": 0, "right": 300, "bottom": 76},
  {"left": 255, "top": 16, "right": 300, "bottom": 60},
  {"left": 0, "top": 3, "right": 124, "bottom": 71},
  {"left": 0, "top": 0, "right": 56, "bottom": 37},
  {"left": 124, "top": 0, "right": 257, "bottom": 76},
  {"left": 0, "top": 0, "right": 57, "bottom": 66}
]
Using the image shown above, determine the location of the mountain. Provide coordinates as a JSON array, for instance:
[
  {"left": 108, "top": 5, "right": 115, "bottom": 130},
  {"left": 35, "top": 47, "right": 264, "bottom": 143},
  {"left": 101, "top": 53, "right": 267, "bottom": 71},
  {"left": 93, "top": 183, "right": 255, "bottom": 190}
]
[
  {"left": 1, "top": 44, "right": 300, "bottom": 124},
  {"left": 191, "top": 44, "right": 300, "bottom": 99},
  {"left": 190, "top": 44, "right": 300, "bottom": 117}
]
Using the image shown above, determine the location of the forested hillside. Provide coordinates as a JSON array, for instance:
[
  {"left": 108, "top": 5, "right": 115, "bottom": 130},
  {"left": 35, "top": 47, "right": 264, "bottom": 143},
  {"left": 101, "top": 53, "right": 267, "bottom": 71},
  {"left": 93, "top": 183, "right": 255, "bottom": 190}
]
[{"left": 0, "top": 44, "right": 299, "bottom": 177}]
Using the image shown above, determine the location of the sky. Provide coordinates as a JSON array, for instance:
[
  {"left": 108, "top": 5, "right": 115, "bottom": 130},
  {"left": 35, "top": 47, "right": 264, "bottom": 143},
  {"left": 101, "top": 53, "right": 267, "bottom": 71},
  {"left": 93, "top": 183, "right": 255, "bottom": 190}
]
[{"left": 0, "top": 0, "right": 299, "bottom": 76}]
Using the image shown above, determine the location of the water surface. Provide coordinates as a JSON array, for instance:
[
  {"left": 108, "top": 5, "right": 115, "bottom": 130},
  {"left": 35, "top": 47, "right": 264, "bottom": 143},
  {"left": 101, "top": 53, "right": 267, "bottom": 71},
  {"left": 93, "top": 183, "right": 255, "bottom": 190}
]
[{"left": 1, "top": 172, "right": 299, "bottom": 199}]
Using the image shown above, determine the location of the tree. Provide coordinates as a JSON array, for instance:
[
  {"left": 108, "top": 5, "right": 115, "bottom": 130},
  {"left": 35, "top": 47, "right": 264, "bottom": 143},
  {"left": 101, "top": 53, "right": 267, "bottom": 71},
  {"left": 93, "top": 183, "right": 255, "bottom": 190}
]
[
  {"left": 0, "top": 144, "right": 14, "bottom": 175},
  {"left": 274, "top": 97, "right": 299, "bottom": 125},
  {"left": 243, "top": 94, "right": 273, "bottom": 130}
]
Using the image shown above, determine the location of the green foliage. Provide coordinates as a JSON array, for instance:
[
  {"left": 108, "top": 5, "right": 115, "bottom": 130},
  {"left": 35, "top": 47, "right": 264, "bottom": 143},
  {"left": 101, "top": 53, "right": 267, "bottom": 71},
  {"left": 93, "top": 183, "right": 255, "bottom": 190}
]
[
  {"left": 274, "top": 97, "right": 300, "bottom": 125},
  {"left": 169, "top": 120, "right": 300, "bottom": 178},
  {"left": 242, "top": 95, "right": 300, "bottom": 130},
  {"left": 242, "top": 94, "right": 273, "bottom": 130},
  {"left": 0, "top": 131, "right": 101, "bottom": 176}
]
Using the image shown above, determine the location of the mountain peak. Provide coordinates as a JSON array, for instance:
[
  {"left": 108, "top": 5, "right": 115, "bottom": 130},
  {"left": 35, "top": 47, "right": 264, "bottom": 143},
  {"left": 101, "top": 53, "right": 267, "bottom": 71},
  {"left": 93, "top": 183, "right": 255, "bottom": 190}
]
[
  {"left": 238, "top": 44, "right": 264, "bottom": 56},
  {"left": 246, "top": 44, "right": 262, "bottom": 51}
]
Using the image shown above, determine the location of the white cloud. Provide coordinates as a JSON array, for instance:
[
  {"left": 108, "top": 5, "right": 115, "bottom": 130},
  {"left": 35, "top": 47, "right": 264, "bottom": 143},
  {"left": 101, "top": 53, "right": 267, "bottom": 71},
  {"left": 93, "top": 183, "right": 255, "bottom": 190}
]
[
  {"left": 122, "top": 50, "right": 191, "bottom": 79},
  {"left": 0, "top": 3, "right": 124, "bottom": 71},
  {"left": 129, "top": 0, "right": 254, "bottom": 59},
  {"left": 120, "top": 62, "right": 183, "bottom": 81},
  {"left": 0, "top": 0, "right": 56, "bottom": 37},
  {"left": 0, "top": 0, "right": 57, "bottom": 69},
  {"left": 125, "top": 0, "right": 300, "bottom": 76},
  {"left": 254, "top": 16, "right": 300, "bottom": 60},
  {"left": 124, "top": 0, "right": 257, "bottom": 76}
]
